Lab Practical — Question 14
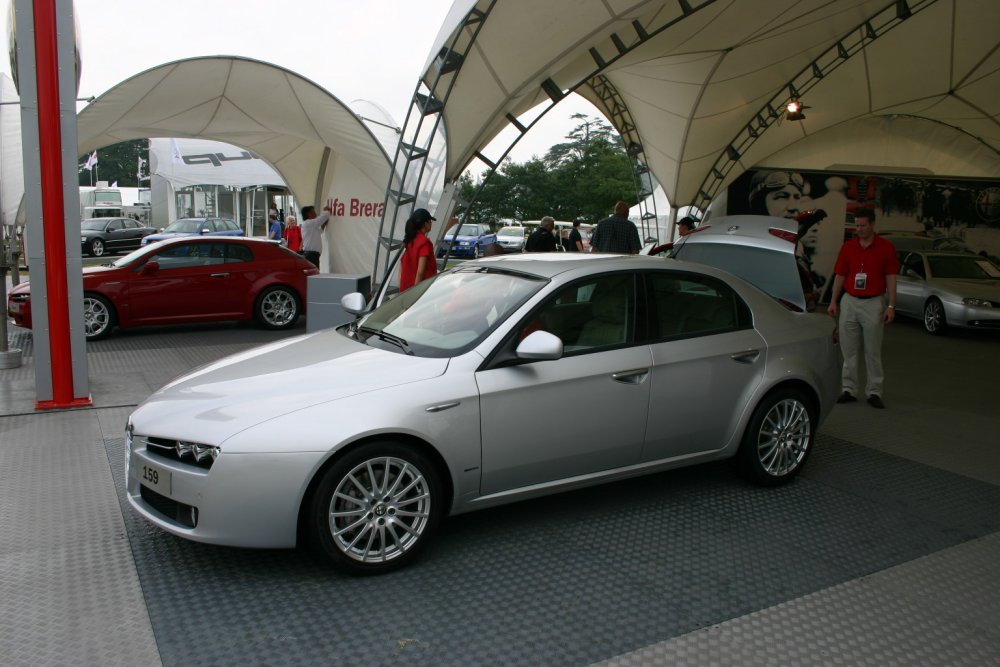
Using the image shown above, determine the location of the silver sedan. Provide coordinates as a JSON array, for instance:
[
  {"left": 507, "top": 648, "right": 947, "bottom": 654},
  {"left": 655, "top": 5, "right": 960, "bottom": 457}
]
[
  {"left": 126, "top": 251, "right": 840, "bottom": 575},
  {"left": 896, "top": 250, "right": 1000, "bottom": 335}
]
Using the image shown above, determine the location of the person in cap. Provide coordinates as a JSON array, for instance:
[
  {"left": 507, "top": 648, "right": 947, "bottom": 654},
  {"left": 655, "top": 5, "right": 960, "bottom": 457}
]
[
  {"left": 676, "top": 216, "right": 697, "bottom": 237},
  {"left": 399, "top": 208, "right": 438, "bottom": 292}
]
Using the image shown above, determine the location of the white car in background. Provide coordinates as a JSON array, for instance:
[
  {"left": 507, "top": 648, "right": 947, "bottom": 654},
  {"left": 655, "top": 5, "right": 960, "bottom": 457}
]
[{"left": 495, "top": 225, "right": 527, "bottom": 252}]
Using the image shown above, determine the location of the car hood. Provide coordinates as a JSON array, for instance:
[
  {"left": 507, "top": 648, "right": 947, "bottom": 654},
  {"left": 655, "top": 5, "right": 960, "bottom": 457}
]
[
  {"left": 445, "top": 234, "right": 484, "bottom": 242},
  {"left": 130, "top": 328, "right": 449, "bottom": 441},
  {"left": 931, "top": 278, "right": 1000, "bottom": 299}
]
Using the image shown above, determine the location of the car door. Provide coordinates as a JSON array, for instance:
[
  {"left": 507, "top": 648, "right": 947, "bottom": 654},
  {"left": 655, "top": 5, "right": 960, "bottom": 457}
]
[
  {"left": 640, "top": 271, "right": 767, "bottom": 461},
  {"left": 477, "top": 272, "right": 651, "bottom": 495},
  {"left": 126, "top": 241, "right": 237, "bottom": 323},
  {"left": 895, "top": 251, "right": 927, "bottom": 317},
  {"left": 104, "top": 218, "right": 128, "bottom": 251},
  {"left": 120, "top": 219, "right": 147, "bottom": 250}
]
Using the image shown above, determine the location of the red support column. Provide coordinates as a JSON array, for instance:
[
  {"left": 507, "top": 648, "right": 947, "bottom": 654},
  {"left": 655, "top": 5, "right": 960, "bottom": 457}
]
[{"left": 32, "top": 0, "right": 90, "bottom": 409}]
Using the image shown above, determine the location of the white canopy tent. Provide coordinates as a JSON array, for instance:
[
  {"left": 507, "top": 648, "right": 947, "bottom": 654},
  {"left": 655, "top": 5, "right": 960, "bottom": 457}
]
[
  {"left": 421, "top": 0, "right": 1000, "bottom": 216},
  {"left": 76, "top": 56, "right": 393, "bottom": 275}
]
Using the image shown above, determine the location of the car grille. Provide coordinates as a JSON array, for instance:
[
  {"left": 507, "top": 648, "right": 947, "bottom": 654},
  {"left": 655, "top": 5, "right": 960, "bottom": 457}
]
[
  {"left": 140, "top": 485, "right": 198, "bottom": 528},
  {"left": 143, "top": 436, "right": 216, "bottom": 469}
]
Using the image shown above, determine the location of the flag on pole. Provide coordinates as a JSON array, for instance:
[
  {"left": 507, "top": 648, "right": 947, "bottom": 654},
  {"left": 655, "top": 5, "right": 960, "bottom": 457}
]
[
  {"left": 110, "top": 181, "right": 118, "bottom": 188},
  {"left": 83, "top": 151, "right": 98, "bottom": 170},
  {"left": 170, "top": 139, "right": 183, "bottom": 164}
]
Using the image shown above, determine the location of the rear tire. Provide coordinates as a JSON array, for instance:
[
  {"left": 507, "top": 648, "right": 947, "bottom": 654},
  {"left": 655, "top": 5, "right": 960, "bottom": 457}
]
[
  {"left": 308, "top": 442, "right": 443, "bottom": 575},
  {"left": 255, "top": 286, "right": 300, "bottom": 329},
  {"left": 923, "top": 297, "right": 947, "bottom": 335},
  {"left": 89, "top": 239, "right": 105, "bottom": 257},
  {"left": 82, "top": 294, "right": 116, "bottom": 340},
  {"left": 736, "top": 388, "right": 815, "bottom": 486}
]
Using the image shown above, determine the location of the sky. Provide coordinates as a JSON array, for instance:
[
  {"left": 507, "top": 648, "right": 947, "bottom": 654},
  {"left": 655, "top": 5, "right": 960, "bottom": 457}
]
[{"left": 2, "top": 0, "right": 600, "bottom": 171}]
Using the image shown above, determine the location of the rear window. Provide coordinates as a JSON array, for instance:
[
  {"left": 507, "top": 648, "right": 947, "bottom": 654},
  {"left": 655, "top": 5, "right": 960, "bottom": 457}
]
[{"left": 673, "top": 243, "right": 803, "bottom": 311}]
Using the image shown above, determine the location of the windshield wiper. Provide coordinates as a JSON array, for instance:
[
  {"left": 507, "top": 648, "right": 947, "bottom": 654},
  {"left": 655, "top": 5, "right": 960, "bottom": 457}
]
[{"left": 358, "top": 325, "right": 413, "bottom": 355}]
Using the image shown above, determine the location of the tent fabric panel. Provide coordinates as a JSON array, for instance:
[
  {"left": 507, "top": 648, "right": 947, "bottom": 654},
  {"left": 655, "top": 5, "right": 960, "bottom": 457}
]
[{"left": 757, "top": 115, "right": 1000, "bottom": 179}]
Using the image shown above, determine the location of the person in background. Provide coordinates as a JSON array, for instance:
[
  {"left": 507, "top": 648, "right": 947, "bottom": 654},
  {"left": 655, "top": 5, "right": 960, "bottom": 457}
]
[
  {"left": 591, "top": 201, "right": 641, "bottom": 253},
  {"left": 567, "top": 219, "right": 585, "bottom": 251},
  {"left": 284, "top": 215, "right": 302, "bottom": 253},
  {"left": 525, "top": 216, "right": 558, "bottom": 252},
  {"left": 399, "top": 208, "right": 438, "bottom": 292},
  {"left": 268, "top": 212, "right": 283, "bottom": 243},
  {"left": 676, "top": 216, "right": 697, "bottom": 237},
  {"left": 827, "top": 208, "right": 898, "bottom": 409},
  {"left": 300, "top": 203, "right": 331, "bottom": 268}
]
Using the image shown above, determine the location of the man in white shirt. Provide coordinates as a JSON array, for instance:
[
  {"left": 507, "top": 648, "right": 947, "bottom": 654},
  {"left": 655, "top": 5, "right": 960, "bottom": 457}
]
[{"left": 300, "top": 204, "right": 332, "bottom": 268}]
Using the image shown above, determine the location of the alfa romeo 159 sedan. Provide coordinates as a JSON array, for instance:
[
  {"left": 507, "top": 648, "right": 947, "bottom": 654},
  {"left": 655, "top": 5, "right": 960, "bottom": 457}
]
[{"left": 126, "top": 247, "right": 839, "bottom": 575}]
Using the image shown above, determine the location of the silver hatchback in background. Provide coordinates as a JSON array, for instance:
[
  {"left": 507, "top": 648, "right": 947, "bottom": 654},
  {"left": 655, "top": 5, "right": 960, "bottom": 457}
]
[{"left": 895, "top": 250, "right": 1000, "bottom": 335}]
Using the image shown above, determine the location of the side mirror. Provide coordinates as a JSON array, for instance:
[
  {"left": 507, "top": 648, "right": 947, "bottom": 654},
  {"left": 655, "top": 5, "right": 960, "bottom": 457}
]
[
  {"left": 515, "top": 330, "right": 563, "bottom": 360},
  {"left": 140, "top": 261, "right": 160, "bottom": 275},
  {"left": 340, "top": 292, "right": 368, "bottom": 315}
]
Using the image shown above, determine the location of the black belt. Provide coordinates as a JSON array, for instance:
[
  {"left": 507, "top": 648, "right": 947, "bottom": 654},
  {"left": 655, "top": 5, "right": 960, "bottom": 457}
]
[{"left": 849, "top": 293, "right": 880, "bottom": 300}]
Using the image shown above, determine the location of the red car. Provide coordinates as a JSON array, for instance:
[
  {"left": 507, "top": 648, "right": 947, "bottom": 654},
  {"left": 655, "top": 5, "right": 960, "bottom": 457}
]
[{"left": 7, "top": 237, "right": 319, "bottom": 340}]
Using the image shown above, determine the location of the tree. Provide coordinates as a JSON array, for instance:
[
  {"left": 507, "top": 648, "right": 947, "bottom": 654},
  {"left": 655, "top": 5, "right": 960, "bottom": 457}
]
[
  {"left": 459, "top": 115, "right": 636, "bottom": 225},
  {"left": 79, "top": 139, "right": 149, "bottom": 187}
]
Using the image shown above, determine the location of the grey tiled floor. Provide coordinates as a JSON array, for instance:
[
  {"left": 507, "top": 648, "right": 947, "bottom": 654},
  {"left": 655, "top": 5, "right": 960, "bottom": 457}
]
[{"left": 1, "top": 316, "right": 998, "bottom": 666}]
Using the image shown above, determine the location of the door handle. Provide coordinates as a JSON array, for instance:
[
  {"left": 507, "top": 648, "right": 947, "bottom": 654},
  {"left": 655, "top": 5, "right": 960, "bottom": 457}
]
[
  {"left": 730, "top": 349, "right": 760, "bottom": 364},
  {"left": 612, "top": 368, "right": 649, "bottom": 384},
  {"left": 209, "top": 273, "right": 230, "bottom": 278}
]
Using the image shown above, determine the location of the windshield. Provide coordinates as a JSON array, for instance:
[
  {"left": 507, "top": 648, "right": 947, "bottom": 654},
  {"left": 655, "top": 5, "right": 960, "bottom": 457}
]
[
  {"left": 163, "top": 219, "right": 203, "bottom": 234},
  {"left": 497, "top": 227, "right": 523, "bottom": 237},
  {"left": 928, "top": 255, "right": 1000, "bottom": 279},
  {"left": 356, "top": 267, "right": 544, "bottom": 357},
  {"left": 82, "top": 220, "right": 109, "bottom": 230},
  {"left": 110, "top": 244, "right": 159, "bottom": 268},
  {"left": 446, "top": 224, "right": 488, "bottom": 238}
]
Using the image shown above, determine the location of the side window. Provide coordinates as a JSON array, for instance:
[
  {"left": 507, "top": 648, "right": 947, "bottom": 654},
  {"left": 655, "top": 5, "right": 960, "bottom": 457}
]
[
  {"left": 647, "top": 272, "right": 741, "bottom": 339},
  {"left": 107, "top": 219, "right": 124, "bottom": 231},
  {"left": 223, "top": 220, "right": 240, "bottom": 232},
  {"left": 520, "top": 273, "right": 634, "bottom": 353},
  {"left": 225, "top": 244, "right": 253, "bottom": 263},
  {"left": 902, "top": 253, "right": 925, "bottom": 278},
  {"left": 124, "top": 219, "right": 141, "bottom": 229},
  {"left": 204, "top": 220, "right": 219, "bottom": 233},
  {"left": 149, "top": 243, "right": 220, "bottom": 269}
]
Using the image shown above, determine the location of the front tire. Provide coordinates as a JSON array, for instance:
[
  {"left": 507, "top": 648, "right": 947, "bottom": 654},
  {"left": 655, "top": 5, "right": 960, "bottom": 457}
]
[
  {"left": 255, "top": 286, "right": 300, "bottom": 329},
  {"left": 82, "top": 294, "right": 116, "bottom": 340},
  {"left": 736, "top": 388, "right": 815, "bottom": 486},
  {"left": 923, "top": 297, "right": 947, "bottom": 335},
  {"left": 89, "top": 238, "right": 105, "bottom": 257},
  {"left": 308, "top": 442, "right": 443, "bottom": 575}
]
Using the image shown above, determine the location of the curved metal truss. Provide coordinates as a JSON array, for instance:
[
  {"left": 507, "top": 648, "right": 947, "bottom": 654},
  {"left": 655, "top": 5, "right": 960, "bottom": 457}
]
[
  {"left": 689, "top": 0, "right": 938, "bottom": 210},
  {"left": 372, "top": 0, "right": 721, "bottom": 289},
  {"left": 588, "top": 74, "right": 660, "bottom": 242}
]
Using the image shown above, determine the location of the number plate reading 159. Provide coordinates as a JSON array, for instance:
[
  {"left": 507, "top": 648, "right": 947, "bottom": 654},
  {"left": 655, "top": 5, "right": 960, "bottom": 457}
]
[{"left": 140, "top": 461, "right": 171, "bottom": 495}]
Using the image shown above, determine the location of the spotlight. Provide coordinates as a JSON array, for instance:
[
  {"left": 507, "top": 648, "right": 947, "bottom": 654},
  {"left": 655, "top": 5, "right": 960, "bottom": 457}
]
[{"left": 785, "top": 98, "right": 807, "bottom": 121}]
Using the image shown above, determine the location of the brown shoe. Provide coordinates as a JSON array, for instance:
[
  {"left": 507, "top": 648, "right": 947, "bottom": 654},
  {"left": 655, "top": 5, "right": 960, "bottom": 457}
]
[{"left": 867, "top": 395, "right": 885, "bottom": 409}]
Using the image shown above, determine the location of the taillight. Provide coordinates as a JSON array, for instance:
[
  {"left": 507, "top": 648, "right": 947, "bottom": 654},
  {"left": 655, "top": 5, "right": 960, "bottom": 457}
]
[{"left": 768, "top": 227, "right": 798, "bottom": 244}]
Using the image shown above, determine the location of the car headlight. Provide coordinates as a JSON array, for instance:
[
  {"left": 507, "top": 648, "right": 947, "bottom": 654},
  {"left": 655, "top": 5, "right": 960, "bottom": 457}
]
[
  {"left": 176, "top": 440, "right": 221, "bottom": 464},
  {"left": 962, "top": 298, "right": 994, "bottom": 307}
]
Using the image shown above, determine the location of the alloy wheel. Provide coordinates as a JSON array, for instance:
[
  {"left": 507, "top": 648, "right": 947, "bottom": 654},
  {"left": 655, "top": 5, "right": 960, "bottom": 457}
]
[
  {"left": 83, "top": 296, "right": 112, "bottom": 338},
  {"left": 328, "top": 456, "right": 432, "bottom": 564},
  {"left": 260, "top": 288, "right": 297, "bottom": 327},
  {"left": 754, "top": 397, "right": 811, "bottom": 477}
]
